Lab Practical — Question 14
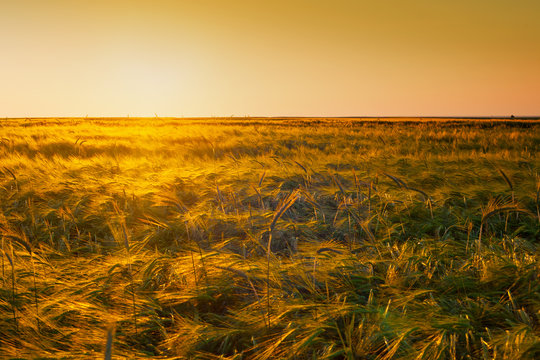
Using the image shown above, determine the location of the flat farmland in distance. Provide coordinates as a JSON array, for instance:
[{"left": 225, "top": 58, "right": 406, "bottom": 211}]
[{"left": 0, "top": 118, "right": 539, "bottom": 359}]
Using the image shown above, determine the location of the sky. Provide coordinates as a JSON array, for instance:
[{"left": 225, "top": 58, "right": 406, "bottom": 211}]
[{"left": 1, "top": 0, "right": 539, "bottom": 117}]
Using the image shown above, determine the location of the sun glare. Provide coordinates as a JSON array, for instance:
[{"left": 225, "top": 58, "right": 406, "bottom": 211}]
[{"left": 111, "top": 60, "right": 182, "bottom": 101}]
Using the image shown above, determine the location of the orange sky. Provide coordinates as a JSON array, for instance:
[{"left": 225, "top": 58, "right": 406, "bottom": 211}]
[{"left": 1, "top": 0, "right": 539, "bottom": 117}]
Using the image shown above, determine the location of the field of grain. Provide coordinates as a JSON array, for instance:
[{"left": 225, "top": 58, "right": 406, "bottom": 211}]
[{"left": 0, "top": 118, "right": 539, "bottom": 359}]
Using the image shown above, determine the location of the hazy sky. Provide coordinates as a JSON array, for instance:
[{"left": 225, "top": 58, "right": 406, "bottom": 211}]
[{"left": 1, "top": 0, "right": 539, "bottom": 117}]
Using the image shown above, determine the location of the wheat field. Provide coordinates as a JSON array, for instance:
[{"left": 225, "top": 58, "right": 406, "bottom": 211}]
[{"left": 0, "top": 117, "right": 539, "bottom": 359}]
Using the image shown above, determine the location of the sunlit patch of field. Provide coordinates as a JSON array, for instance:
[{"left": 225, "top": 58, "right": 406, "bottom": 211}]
[{"left": 0, "top": 117, "right": 539, "bottom": 359}]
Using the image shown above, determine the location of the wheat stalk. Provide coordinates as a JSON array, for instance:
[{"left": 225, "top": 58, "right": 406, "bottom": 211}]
[
  {"left": 111, "top": 201, "right": 137, "bottom": 335},
  {"left": 2, "top": 241, "right": 17, "bottom": 331},
  {"left": 104, "top": 325, "right": 115, "bottom": 360},
  {"left": 3, "top": 167, "right": 18, "bottom": 192},
  {"left": 498, "top": 168, "right": 514, "bottom": 203},
  {"left": 266, "top": 189, "right": 299, "bottom": 327}
]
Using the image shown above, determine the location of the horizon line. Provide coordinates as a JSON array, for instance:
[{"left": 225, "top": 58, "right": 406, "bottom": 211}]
[{"left": 2, "top": 116, "right": 540, "bottom": 120}]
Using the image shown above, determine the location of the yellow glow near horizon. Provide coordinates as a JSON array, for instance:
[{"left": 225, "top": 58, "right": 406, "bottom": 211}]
[{"left": 1, "top": 0, "right": 539, "bottom": 117}]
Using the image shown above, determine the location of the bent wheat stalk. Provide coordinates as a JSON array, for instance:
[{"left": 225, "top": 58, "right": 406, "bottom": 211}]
[{"left": 266, "top": 189, "right": 299, "bottom": 327}]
